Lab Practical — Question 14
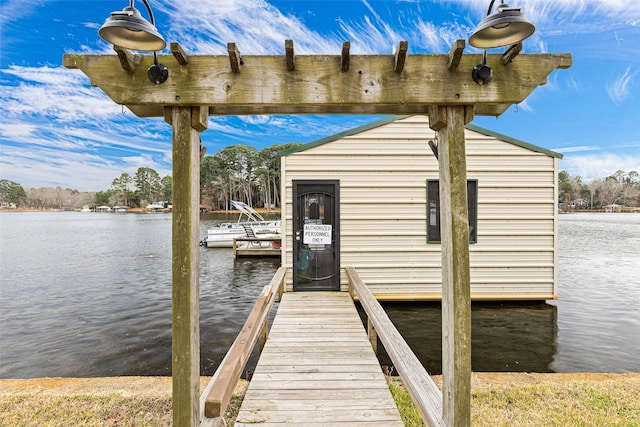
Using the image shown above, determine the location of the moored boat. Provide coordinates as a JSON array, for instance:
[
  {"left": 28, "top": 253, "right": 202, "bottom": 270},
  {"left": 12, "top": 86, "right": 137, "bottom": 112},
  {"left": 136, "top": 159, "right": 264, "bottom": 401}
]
[{"left": 201, "top": 201, "right": 280, "bottom": 248}]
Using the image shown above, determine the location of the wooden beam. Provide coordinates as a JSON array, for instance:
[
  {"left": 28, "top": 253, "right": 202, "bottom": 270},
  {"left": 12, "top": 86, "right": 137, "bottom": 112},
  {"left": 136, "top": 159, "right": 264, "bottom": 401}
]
[
  {"left": 113, "top": 46, "right": 142, "bottom": 75},
  {"left": 171, "top": 42, "right": 189, "bottom": 66},
  {"left": 448, "top": 39, "right": 465, "bottom": 71},
  {"left": 285, "top": 39, "right": 295, "bottom": 71},
  {"left": 394, "top": 41, "right": 408, "bottom": 73},
  {"left": 163, "top": 106, "right": 209, "bottom": 130},
  {"left": 191, "top": 106, "right": 208, "bottom": 132},
  {"left": 228, "top": 42, "right": 242, "bottom": 73},
  {"left": 63, "top": 52, "right": 571, "bottom": 117},
  {"left": 428, "top": 104, "right": 474, "bottom": 427},
  {"left": 341, "top": 41, "right": 351, "bottom": 71},
  {"left": 502, "top": 43, "right": 522, "bottom": 65},
  {"left": 171, "top": 106, "right": 202, "bottom": 427}
]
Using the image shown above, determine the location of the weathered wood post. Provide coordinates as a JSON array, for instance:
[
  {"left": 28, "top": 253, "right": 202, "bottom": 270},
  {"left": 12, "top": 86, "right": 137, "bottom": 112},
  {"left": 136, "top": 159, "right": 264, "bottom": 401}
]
[
  {"left": 170, "top": 106, "right": 208, "bottom": 426},
  {"left": 429, "top": 105, "right": 474, "bottom": 426}
]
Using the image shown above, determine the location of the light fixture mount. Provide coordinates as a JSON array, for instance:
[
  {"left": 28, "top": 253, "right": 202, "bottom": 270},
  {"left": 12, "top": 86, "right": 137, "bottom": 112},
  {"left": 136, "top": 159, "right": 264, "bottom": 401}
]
[
  {"left": 472, "top": 50, "right": 493, "bottom": 85},
  {"left": 148, "top": 56, "right": 169, "bottom": 84}
]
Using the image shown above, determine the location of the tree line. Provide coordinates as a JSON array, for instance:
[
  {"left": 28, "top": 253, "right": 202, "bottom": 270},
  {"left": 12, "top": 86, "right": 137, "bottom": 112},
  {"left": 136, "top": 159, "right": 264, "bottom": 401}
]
[
  {"left": 559, "top": 170, "right": 640, "bottom": 210},
  {"left": 0, "top": 143, "right": 300, "bottom": 210},
  {"left": 8, "top": 149, "right": 635, "bottom": 212}
]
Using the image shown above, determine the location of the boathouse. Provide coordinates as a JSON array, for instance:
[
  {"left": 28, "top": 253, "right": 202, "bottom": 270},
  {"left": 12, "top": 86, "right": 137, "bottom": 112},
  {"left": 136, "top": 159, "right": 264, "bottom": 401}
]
[{"left": 280, "top": 115, "right": 562, "bottom": 301}]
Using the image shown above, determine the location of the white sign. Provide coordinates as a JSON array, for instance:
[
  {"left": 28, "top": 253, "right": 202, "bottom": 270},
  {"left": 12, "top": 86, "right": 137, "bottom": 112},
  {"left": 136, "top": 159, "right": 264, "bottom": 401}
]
[{"left": 303, "top": 224, "right": 332, "bottom": 245}]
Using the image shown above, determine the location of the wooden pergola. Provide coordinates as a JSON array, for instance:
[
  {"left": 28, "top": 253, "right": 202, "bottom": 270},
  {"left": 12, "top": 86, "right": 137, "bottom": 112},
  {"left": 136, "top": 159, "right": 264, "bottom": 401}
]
[{"left": 64, "top": 39, "right": 571, "bottom": 426}]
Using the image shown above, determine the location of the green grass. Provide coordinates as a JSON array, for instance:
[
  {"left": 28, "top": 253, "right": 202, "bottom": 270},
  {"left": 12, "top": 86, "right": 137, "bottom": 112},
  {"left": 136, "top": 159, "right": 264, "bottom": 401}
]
[
  {"left": 0, "top": 394, "right": 172, "bottom": 427},
  {"left": 387, "top": 379, "right": 426, "bottom": 426},
  {"left": 388, "top": 376, "right": 640, "bottom": 427}
]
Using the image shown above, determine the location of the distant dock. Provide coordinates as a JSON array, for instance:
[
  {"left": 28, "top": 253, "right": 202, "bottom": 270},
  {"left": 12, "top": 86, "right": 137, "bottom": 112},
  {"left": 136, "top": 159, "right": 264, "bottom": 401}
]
[{"left": 233, "top": 237, "right": 281, "bottom": 258}]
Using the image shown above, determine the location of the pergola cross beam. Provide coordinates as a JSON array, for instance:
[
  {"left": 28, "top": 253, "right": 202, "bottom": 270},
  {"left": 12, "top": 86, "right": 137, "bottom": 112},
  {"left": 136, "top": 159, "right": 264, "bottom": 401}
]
[{"left": 63, "top": 42, "right": 570, "bottom": 118}]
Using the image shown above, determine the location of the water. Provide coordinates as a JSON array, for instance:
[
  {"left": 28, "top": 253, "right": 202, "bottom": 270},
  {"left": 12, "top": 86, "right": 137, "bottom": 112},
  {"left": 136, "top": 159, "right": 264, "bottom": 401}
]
[
  {"left": 0, "top": 212, "right": 279, "bottom": 378},
  {"left": 0, "top": 212, "right": 638, "bottom": 378},
  {"left": 376, "top": 213, "right": 640, "bottom": 374},
  {"left": 552, "top": 213, "right": 640, "bottom": 372}
]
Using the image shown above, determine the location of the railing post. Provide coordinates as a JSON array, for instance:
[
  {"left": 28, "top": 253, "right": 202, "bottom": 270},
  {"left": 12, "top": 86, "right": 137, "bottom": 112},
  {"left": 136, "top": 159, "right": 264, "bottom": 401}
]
[
  {"left": 259, "top": 318, "right": 269, "bottom": 352},
  {"left": 368, "top": 318, "right": 378, "bottom": 354}
]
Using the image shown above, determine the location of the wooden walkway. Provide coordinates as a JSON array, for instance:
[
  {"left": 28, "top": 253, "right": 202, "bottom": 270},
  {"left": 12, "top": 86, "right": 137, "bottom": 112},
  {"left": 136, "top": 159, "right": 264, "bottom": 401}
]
[{"left": 234, "top": 291, "right": 404, "bottom": 426}]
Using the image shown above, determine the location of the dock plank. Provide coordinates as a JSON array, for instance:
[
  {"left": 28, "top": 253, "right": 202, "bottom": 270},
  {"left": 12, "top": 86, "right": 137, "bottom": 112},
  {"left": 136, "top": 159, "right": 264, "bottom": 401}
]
[{"left": 234, "top": 291, "right": 404, "bottom": 427}]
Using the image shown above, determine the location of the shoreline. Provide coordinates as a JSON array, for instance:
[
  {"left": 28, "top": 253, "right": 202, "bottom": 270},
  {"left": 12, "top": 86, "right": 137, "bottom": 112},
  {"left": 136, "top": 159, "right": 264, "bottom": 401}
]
[
  {"left": 2, "top": 373, "right": 639, "bottom": 426},
  {"left": 3, "top": 372, "right": 637, "bottom": 394}
]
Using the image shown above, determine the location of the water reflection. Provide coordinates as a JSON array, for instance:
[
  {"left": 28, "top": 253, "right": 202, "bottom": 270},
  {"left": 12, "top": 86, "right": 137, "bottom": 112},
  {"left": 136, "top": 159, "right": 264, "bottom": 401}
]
[{"left": 360, "top": 301, "right": 557, "bottom": 375}]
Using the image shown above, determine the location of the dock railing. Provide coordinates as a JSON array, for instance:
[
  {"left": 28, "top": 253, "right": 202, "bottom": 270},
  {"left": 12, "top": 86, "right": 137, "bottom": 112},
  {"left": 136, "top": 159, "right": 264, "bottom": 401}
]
[
  {"left": 200, "top": 266, "right": 286, "bottom": 426},
  {"left": 346, "top": 266, "right": 446, "bottom": 427}
]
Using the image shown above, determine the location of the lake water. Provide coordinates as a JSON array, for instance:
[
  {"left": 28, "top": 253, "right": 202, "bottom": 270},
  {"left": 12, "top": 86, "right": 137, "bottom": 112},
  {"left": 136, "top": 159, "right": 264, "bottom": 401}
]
[{"left": 0, "top": 212, "right": 638, "bottom": 378}]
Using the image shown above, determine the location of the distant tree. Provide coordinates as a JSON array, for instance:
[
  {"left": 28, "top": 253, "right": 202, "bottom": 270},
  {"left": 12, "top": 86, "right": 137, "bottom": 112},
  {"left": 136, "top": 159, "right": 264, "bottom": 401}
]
[
  {"left": 587, "top": 179, "right": 602, "bottom": 209},
  {"left": 0, "top": 179, "right": 26, "bottom": 206},
  {"left": 628, "top": 171, "right": 640, "bottom": 207},
  {"left": 111, "top": 173, "right": 133, "bottom": 207},
  {"left": 134, "top": 167, "right": 161, "bottom": 204},
  {"left": 599, "top": 177, "right": 623, "bottom": 206},
  {"left": 214, "top": 145, "right": 259, "bottom": 208},
  {"left": 200, "top": 155, "right": 223, "bottom": 209},
  {"left": 200, "top": 156, "right": 221, "bottom": 188},
  {"left": 95, "top": 190, "right": 114, "bottom": 207},
  {"left": 160, "top": 175, "right": 172, "bottom": 202},
  {"left": 256, "top": 143, "right": 301, "bottom": 209},
  {"left": 558, "top": 171, "right": 575, "bottom": 210}
]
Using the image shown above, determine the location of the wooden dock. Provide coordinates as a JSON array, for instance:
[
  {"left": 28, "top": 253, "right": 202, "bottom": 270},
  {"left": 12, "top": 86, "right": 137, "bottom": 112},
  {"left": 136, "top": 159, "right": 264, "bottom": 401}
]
[
  {"left": 233, "top": 237, "right": 281, "bottom": 258},
  {"left": 234, "top": 291, "right": 404, "bottom": 426}
]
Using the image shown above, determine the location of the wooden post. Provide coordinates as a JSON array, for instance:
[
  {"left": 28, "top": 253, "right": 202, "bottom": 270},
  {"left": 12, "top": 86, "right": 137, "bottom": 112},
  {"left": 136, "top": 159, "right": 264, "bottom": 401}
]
[
  {"left": 259, "top": 318, "right": 269, "bottom": 352},
  {"left": 171, "top": 106, "right": 207, "bottom": 426},
  {"left": 367, "top": 318, "right": 378, "bottom": 354},
  {"left": 428, "top": 105, "right": 473, "bottom": 426}
]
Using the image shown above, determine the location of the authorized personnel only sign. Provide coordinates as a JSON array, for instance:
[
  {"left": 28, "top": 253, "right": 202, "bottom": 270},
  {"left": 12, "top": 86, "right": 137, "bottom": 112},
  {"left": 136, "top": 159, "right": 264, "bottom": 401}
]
[{"left": 303, "top": 224, "right": 332, "bottom": 244}]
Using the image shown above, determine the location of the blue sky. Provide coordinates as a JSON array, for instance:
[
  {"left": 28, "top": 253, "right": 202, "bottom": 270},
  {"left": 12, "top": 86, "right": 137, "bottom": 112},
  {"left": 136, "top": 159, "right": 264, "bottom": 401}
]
[{"left": 1, "top": 0, "right": 639, "bottom": 191}]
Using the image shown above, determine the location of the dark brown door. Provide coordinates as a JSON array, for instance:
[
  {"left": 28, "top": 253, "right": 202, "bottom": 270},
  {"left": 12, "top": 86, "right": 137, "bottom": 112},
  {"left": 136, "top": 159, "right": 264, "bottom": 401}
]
[{"left": 292, "top": 180, "right": 340, "bottom": 291}]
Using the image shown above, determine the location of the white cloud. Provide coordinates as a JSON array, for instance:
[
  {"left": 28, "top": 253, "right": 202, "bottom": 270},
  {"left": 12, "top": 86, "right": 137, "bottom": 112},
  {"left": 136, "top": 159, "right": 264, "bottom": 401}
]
[
  {"left": 0, "top": 0, "right": 43, "bottom": 24},
  {"left": 0, "top": 145, "right": 128, "bottom": 191},
  {"left": 554, "top": 145, "right": 601, "bottom": 153},
  {"left": 560, "top": 153, "right": 640, "bottom": 181},
  {"left": 239, "top": 116, "right": 274, "bottom": 126},
  {"left": 607, "top": 67, "right": 636, "bottom": 104},
  {"left": 157, "top": 0, "right": 341, "bottom": 54},
  {"left": 0, "top": 123, "right": 37, "bottom": 139},
  {"left": 1, "top": 66, "right": 120, "bottom": 122}
]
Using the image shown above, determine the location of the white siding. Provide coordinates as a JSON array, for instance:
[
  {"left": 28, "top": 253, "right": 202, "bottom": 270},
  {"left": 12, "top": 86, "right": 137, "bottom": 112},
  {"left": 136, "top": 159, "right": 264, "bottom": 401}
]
[{"left": 282, "top": 115, "right": 559, "bottom": 300}]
